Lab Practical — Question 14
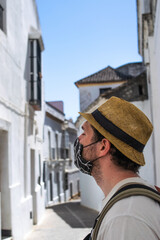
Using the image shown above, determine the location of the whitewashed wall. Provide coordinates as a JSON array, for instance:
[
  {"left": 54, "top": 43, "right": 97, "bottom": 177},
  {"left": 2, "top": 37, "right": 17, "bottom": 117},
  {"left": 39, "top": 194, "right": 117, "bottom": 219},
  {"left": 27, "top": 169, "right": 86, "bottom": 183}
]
[
  {"left": 133, "top": 100, "right": 155, "bottom": 185},
  {"left": 147, "top": 1, "right": 160, "bottom": 185},
  {"left": 0, "top": 0, "right": 45, "bottom": 239},
  {"left": 137, "top": 0, "right": 160, "bottom": 186},
  {"left": 79, "top": 83, "right": 122, "bottom": 112}
]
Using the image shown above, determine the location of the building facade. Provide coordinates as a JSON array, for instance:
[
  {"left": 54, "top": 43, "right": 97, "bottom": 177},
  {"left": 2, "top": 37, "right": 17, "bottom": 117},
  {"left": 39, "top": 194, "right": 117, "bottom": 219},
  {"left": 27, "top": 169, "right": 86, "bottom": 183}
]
[
  {"left": 43, "top": 102, "right": 80, "bottom": 206},
  {"left": 0, "top": 0, "right": 45, "bottom": 239},
  {"left": 75, "top": 62, "right": 146, "bottom": 112},
  {"left": 137, "top": 0, "right": 160, "bottom": 185}
]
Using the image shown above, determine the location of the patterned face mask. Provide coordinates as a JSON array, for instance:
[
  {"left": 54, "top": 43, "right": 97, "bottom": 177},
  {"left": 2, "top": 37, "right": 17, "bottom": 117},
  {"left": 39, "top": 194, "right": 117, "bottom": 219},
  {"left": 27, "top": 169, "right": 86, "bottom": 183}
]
[{"left": 74, "top": 138, "right": 100, "bottom": 175}]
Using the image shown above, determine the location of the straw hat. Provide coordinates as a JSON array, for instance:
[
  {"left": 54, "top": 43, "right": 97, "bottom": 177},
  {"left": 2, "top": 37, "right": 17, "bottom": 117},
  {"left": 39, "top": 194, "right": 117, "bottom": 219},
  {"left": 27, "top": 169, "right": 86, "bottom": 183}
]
[{"left": 79, "top": 96, "right": 153, "bottom": 166}]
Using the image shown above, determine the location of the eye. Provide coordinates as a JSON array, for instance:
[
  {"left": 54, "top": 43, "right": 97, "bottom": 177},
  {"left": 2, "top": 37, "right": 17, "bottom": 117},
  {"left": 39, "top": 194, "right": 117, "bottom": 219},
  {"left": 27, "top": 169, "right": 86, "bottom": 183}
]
[{"left": 80, "top": 130, "right": 85, "bottom": 135}]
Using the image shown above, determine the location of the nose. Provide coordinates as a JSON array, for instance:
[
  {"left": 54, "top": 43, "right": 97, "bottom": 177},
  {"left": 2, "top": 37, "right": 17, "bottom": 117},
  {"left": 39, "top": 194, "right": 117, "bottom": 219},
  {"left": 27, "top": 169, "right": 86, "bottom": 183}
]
[
  {"left": 78, "top": 135, "right": 81, "bottom": 141},
  {"left": 78, "top": 133, "right": 84, "bottom": 142}
]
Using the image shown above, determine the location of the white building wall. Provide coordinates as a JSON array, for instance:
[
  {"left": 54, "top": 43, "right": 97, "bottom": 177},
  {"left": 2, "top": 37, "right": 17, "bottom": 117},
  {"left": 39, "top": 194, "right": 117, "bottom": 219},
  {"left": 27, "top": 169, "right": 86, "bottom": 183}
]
[
  {"left": 0, "top": 0, "right": 45, "bottom": 239},
  {"left": 148, "top": 17, "right": 160, "bottom": 185},
  {"left": 44, "top": 104, "right": 79, "bottom": 206},
  {"left": 137, "top": 0, "right": 160, "bottom": 186},
  {"left": 133, "top": 101, "right": 155, "bottom": 185},
  {"left": 79, "top": 83, "right": 122, "bottom": 111}
]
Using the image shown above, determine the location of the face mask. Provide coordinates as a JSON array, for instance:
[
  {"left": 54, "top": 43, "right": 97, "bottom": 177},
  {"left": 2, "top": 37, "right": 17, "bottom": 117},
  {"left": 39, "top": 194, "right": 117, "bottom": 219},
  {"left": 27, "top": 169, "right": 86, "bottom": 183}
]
[{"left": 74, "top": 138, "right": 100, "bottom": 175}]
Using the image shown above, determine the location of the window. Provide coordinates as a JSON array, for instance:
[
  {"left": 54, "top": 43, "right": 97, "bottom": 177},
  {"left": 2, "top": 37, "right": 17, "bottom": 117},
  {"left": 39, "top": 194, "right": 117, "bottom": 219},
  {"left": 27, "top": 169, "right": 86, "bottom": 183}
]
[
  {"left": 66, "top": 149, "right": 69, "bottom": 159},
  {"left": 0, "top": 0, "right": 6, "bottom": 33},
  {"left": 61, "top": 131, "right": 70, "bottom": 159},
  {"left": 60, "top": 148, "right": 69, "bottom": 159},
  {"left": 29, "top": 39, "right": 42, "bottom": 110},
  {"left": 138, "top": 85, "right": 143, "bottom": 95},
  {"left": 100, "top": 88, "right": 112, "bottom": 95},
  {"left": 43, "top": 161, "right": 47, "bottom": 189},
  {"left": 0, "top": 5, "right": 4, "bottom": 31},
  {"left": 48, "top": 131, "right": 51, "bottom": 160},
  {"left": 64, "top": 173, "right": 68, "bottom": 190},
  {"left": 60, "top": 148, "right": 64, "bottom": 159},
  {"left": 38, "top": 154, "right": 42, "bottom": 185},
  {"left": 64, "top": 132, "right": 69, "bottom": 148},
  {"left": 55, "top": 134, "right": 59, "bottom": 159},
  {"left": 52, "top": 148, "right": 55, "bottom": 159}
]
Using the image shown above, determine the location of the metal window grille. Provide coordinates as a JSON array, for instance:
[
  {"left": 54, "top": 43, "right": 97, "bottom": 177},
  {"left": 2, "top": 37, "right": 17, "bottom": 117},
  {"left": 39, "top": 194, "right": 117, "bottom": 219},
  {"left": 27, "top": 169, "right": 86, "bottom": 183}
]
[{"left": 29, "top": 39, "right": 42, "bottom": 110}]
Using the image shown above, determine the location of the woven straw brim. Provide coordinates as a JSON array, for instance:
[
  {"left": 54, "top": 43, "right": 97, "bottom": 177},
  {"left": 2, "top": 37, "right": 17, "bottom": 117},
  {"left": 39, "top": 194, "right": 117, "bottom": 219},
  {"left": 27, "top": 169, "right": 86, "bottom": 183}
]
[{"left": 79, "top": 112, "right": 145, "bottom": 166}]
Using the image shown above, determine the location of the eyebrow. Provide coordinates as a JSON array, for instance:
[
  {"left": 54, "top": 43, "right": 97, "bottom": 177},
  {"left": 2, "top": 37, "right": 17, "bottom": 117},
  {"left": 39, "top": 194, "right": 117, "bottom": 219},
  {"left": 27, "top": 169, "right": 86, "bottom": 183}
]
[
  {"left": 81, "top": 121, "right": 88, "bottom": 131},
  {"left": 82, "top": 123, "right": 87, "bottom": 131}
]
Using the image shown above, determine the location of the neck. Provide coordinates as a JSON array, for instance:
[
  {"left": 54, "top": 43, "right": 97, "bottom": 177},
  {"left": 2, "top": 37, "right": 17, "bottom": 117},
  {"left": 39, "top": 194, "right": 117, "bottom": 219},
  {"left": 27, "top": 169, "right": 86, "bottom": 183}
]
[
  {"left": 102, "top": 171, "right": 139, "bottom": 197},
  {"left": 92, "top": 155, "right": 139, "bottom": 197}
]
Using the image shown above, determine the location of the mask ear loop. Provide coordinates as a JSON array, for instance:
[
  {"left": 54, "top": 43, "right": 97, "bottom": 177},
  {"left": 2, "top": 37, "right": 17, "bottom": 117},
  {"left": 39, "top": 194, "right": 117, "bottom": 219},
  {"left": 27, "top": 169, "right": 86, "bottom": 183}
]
[
  {"left": 83, "top": 140, "right": 100, "bottom": 148},
  {"left": 83, "top": 140, "right": 101, "bottom": 163},
  {"left": 84, "top": 140, "right": 102, "bottom": 164}
]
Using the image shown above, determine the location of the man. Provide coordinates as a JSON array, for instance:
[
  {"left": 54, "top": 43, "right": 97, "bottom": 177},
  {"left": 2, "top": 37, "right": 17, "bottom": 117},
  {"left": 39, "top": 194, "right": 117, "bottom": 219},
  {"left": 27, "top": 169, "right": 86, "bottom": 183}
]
[{"left": 74, "top": 96, "right": 160, "bottom": 240}]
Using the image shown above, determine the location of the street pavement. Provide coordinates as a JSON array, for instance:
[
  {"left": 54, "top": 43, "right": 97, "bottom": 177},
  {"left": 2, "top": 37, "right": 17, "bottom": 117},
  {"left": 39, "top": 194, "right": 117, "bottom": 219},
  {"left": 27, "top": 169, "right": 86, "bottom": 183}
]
[{"left": 24, "top": 199, "right": 98, "bottom": 240}]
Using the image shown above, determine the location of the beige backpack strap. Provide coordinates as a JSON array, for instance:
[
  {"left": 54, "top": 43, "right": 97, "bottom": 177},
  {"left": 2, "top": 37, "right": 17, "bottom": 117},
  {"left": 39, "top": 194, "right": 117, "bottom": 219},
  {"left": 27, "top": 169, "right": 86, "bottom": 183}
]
[{"left": 92, "top": 183, "right": 160, "bottom": 240}]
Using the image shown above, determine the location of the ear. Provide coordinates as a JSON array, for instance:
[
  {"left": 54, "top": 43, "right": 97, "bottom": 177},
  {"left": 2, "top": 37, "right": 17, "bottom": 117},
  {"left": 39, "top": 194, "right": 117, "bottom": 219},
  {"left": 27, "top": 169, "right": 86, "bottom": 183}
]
[{"left": 99, "top": 138, "right": 111, "bottom": 156}]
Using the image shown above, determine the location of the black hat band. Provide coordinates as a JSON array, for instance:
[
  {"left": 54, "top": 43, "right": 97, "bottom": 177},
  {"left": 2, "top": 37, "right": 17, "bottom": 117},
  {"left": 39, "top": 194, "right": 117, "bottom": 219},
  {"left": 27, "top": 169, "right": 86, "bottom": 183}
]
[{"left": 92, "top": 109, "right": 145, "bottom": 152}]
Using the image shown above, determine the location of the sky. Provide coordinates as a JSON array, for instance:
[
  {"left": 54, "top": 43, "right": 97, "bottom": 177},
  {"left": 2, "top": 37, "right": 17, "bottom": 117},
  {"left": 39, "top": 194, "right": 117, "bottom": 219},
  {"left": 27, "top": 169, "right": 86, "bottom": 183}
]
[{"left": 36, "top": 0, "right": 142, "bottom": 122}]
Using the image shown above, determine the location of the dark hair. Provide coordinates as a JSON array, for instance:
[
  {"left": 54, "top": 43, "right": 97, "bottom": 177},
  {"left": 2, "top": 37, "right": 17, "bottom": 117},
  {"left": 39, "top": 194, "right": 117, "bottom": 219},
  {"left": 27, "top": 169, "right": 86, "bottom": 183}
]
[{"left": 91, "top": 126, "right": 140, "bottom": 173}]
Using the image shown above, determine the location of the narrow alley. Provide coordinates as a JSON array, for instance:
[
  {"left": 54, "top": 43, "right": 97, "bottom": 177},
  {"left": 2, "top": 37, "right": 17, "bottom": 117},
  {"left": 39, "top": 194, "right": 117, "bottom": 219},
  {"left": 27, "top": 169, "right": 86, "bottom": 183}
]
[{"left": 24, "top": 199, "right": 98, "bottom": 240}]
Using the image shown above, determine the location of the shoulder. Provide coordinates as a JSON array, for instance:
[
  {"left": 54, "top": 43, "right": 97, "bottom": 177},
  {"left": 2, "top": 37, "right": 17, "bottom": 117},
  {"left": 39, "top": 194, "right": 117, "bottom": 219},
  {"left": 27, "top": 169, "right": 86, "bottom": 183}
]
[
  {"left": 98, "top": 195, "right": 160, "bottom": 240},
  {"left": 98, "top": 214, "right": 159, "bottom": 240},
  {"left": 106, "top": 195, "right": 160, "bottom": 224}
]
